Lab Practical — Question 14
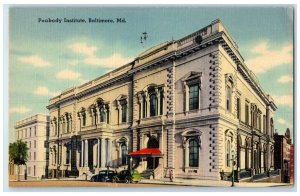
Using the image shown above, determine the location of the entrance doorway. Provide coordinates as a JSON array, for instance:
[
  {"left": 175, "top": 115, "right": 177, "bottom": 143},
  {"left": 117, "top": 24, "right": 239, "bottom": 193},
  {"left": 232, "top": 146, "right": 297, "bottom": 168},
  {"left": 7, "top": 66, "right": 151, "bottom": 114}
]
[
  {"left": 147, "top": 137, "right": 159, "bottom": 169},
  {"left": 88, "top": 140, "right": 94, "bottom": 171}
]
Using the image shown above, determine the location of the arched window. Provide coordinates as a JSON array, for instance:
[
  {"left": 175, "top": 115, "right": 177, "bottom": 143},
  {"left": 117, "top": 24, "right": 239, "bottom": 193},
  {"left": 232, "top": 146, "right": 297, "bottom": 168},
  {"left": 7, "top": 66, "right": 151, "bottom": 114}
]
[
  {"left": 66, "top": 145, "right": 70, "bottom": 164},
  {"left": 237, "top": 135, "right": 242, "bottom": 168},
  {"left": 263, "top": 144, "right": 267, "bottom": 171},
  {"left": 226, "top": 140, "right": 231, "bottom": 167},
  {"left": 143, "top": 97, "right": 147, "bottom": 118},
  {"left": 121, "top": 144, "right": 127, "bottom": 165},
  {"left": 189, "top": 139, "right": 199, "bottom": 167},
  {"left": 100, "top": 106, "right": 105, "bottom": 122},
  {"left": 226, "top": 85, "right": 232, "bottom": 111},
  {"left": 82, "top": 112, "right": 86, "bottom": 127},
  {"left": 245, "top": 139, "right": 249, "bottom": 169},
  {"left": 150, "top": 94, "right": 157, "bottom": 116}
]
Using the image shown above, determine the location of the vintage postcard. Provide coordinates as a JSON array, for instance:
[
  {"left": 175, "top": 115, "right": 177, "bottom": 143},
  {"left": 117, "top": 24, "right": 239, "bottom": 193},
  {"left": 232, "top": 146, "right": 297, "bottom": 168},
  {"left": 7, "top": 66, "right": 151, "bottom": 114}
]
[{"left": 7, "top": 5, "right": 294, "bottom": 190}]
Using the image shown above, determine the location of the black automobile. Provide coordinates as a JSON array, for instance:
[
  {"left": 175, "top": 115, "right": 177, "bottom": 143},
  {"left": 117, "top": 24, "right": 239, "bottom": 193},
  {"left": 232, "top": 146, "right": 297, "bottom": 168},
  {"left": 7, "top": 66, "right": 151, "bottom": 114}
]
[{"left": 90, "top": 170, "right": 117, "bottom": 182}]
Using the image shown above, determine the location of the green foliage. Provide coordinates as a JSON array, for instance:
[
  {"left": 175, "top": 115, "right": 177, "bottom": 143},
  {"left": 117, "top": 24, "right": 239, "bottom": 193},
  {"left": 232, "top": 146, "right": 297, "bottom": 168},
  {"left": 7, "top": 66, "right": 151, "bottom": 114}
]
[{"left": 9, "top": 140, "right": 29, "bottom": 166}]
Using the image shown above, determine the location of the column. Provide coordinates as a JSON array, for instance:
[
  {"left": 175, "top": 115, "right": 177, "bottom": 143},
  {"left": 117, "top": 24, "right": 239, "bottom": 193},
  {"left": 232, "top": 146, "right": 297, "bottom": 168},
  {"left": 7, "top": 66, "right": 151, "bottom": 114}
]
[
  {"left": 184, "top": 82, "right": 189, "bottom": 112},
  {"left": 147, "top": 95, "right": 150, "bottom": 117},
  {"left": 101, "top": 138, "right": 106, "bottom": 168},
  {"left": 96, "top": 107, "right": 100, "bottom": 125},
  {"left": 107, "top": 139, "right": 111, "bottom": 166},
  {"left": 84, "top": 139, "right": 88, "bottom": 168},
  {"left": 157, "top": 89, "right": 161, "bottom": 116},
  {"left": 138, "top": 94, "right": 143, "bottom": 119},
  {"left": 97, "top": 138, "right": 100, "bottom": 168},
  {"left": 81, "top": 140, "right": 84, "bottom": 167}
]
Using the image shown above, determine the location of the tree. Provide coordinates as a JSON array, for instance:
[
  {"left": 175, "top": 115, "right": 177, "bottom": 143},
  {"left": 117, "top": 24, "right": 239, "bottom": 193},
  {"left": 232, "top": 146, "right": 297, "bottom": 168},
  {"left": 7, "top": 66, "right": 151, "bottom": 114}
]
[{"left": 9, "top": 140, "right": 29, "bottom": 181}]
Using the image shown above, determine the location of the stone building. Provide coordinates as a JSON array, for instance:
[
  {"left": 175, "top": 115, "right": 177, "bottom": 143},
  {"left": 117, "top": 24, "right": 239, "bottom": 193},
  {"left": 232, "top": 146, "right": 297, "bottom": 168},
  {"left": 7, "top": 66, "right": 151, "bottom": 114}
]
[
  {"left": 47, "top": 19, "right": 277, "bottom": 181},
  {"left": 14, "top": 114, "right": 50, "bottom": 180}
]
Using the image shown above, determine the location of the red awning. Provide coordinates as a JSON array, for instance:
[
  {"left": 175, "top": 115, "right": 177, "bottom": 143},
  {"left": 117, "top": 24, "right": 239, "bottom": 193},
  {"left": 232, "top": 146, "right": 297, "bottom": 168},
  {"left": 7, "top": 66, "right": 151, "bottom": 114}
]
[{"left": 129, "top": 148, "right": 163, "bottom": 157}]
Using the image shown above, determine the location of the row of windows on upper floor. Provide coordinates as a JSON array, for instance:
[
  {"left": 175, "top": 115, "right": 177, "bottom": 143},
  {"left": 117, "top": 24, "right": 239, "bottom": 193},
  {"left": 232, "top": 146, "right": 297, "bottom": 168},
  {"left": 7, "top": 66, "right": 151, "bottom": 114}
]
[
  {"left": 232, "top": 95, "right": 274, "bottom": 136},
  {"left": 50, "top": 80, "right": 273, "bottom": 135},
  {"left": 27, "top": 140, "right": 37, "bottom": 149},
  {"left": 28, "top": 151, "right": 36, "bottom": 161},
  {"left": 17, "top": 126, "right": 37, "bottom": 140},
  {"left": 225, "top": 78, "right": 274, "bottom": 136}
]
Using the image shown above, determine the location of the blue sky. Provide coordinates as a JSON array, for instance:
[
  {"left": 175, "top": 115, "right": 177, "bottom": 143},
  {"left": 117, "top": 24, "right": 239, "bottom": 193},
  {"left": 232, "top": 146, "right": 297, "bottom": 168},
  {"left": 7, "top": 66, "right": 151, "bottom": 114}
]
[{"left": 8, "top": 6, "right": 294, "bottom": 142}]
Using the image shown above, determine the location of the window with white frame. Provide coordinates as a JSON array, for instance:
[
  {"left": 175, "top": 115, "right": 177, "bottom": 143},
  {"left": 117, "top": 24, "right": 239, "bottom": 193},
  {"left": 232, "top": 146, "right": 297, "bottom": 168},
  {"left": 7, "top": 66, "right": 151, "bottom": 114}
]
[
  {"left": 226, "top": 140, "right": 231, "bottom": 167},
  {"left": 189, "top": 139, "right": 199, "bottom": 167}
]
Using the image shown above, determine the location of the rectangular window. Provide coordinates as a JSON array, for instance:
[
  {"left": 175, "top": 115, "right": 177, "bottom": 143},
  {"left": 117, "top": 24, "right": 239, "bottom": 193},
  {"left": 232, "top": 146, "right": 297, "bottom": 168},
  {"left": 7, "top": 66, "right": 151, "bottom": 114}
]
[
  {"left": 30, "top": 128, "right": 31, "bottom": 137},
  {"left": 245, "top": 103, "right": 249, "bottom": 125},
  {"left": 160, "top": 92, "right": 163, "bottom": 115},
  {"left": 82, "top": 113, "right": 86, "bottom": 127},
  {"left": 237, "top": 98, "right": 241, "bottom": 120},
  {"left": 34, "top": 140, "right": 36, "bottom": 148},
  {"left": 150, "top": 94, "right": 157, "bottom": 117},
  {"left": 121, "top": 103, "right": 127, "bottom": 123},
  {"left": 189, "top": 84, "right": 199, "bottom": 110},
  {"left": 66, "top": 148, "right": 70, "bottom": 164},
  {"left": 34, "top": 152, "right": 36, "bottom": 161},
  {"left": 29, "top": 141, "right": 31, "bottom": 148},
  {"left": 226, "top": 86, "right": 232, "bottom": 111},
  {"left": 263, "top": 115, "right": 266, "bottom": 133},
  {"left": 106, "top": 110, "right": 110, "bottom": 124},
  {"left": 35, "top": 126, "right": 36, "bottom": 136},
  {"left": 34, "top": 165, "right": 36, "bottom": 176},
  {"left": 29, "top": 152, "right": 31, "bottom": 160}
]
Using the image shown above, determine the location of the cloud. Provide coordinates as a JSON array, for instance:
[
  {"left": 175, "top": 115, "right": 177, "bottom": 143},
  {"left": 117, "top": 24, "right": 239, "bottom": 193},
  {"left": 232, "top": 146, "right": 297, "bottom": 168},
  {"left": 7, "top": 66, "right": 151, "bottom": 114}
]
[
  {"left": 68, "top": 42, "right": 132, "bottom": 68},
  {"left": 277, "top": 118, "right": 293, "bottom": 129},
  {"left": 278, "top": 75, "right": 293, "bottom": 83},
  {"left": 68, "top": 42, "right": 97, "bottom": 56},
  {"left": 272, "top": 95, "right": 293, "bottom": 108},
  {"left": 68, "top": 60, "right": 80, "bottom": 66},
  {"left": 18, "top": 55, "right": 51, "bottom": 67},
  {"left": 56, "top": 69, "right": 81, "bottom": 80},
  {"left": 33, "top": 86, "right": 59, "bottom": 97},
  {"left": 245, "top": 41, "right": 293, "bottom": 74},
  {"left": 277, "top": 118, "right": 287, "bottom": 125},
  {"left": 10, "top": 106, "right": 31, "bottom": 114}
]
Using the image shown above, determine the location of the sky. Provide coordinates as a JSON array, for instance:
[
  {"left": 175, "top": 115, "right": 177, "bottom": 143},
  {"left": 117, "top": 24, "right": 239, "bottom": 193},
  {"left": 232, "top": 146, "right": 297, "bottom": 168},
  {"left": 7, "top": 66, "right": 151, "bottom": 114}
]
[{"left": 8, "top": 6, "right": 294, "bottom": 143}]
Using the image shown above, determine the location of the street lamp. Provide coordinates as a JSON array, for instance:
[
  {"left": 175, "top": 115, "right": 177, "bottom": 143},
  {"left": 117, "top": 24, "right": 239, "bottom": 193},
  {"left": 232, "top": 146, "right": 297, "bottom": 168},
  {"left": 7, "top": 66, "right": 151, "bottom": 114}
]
[{"left": 231, "top": 149, "right": 236, "bottom": 187}]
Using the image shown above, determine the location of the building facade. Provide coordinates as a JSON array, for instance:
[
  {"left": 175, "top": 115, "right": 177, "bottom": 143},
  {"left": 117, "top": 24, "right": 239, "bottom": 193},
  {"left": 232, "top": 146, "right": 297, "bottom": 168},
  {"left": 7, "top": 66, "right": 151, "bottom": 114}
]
[
  {"left": 274, "top": 131, "right": 291, "bottom": 183},
  {"left": 15, "top": 114, "right": 50, "bottom": 180},
  {"left": 290, "top": 144, "right": 294, "bottom": 184},
  {"left": 47, "top": 19, "right": 277, "bottom": 181}
]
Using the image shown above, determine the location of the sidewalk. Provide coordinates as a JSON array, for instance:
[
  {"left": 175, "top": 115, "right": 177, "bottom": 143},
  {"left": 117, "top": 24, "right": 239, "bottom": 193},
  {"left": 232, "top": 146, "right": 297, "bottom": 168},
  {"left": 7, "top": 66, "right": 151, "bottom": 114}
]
[
  {"left": 10, "top": 177, "right": 291, "bottom": 188},
  {"left": 140, "top": 178, "right": 291, "bottom": 187}
]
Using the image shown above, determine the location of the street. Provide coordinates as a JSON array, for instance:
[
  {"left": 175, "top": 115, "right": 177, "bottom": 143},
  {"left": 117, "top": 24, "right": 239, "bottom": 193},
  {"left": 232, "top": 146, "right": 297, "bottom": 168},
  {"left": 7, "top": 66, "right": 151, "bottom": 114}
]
[{"left": 9, "top": 180, "right": 182, "bottom": 187}]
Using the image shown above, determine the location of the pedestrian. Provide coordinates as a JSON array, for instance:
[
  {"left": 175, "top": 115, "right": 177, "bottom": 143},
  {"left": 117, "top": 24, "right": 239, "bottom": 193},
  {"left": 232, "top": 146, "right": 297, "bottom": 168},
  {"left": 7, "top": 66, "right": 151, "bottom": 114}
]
[{"left": 169, "top": 169, "right": 173, "bottom": 182}]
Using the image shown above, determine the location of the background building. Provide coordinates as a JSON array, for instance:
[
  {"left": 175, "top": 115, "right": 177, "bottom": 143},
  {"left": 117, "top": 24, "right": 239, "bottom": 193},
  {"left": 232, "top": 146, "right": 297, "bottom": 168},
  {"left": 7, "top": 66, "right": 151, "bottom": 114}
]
[
  {"left": 274, "top": 129, "right": 291, "bottom": 183},
  {"left": 15, "top": 114, "right": 50, "bottom": 180},
  {"left": 47, "top": 19, "right": 278, "bottom": 181},
  {"left": 290, "top": 144, "right": 294, "bottom": 184}
]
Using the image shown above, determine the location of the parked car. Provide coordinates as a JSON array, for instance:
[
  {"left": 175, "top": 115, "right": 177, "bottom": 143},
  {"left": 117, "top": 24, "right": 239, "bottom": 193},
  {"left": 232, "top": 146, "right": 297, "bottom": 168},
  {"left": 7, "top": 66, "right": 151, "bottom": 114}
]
[
  {"left": 112, "top": 169, "right": 141, "bottom": 183},
  {"left": 90, "top": 170, "right": 117, "bottom": 182}
]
